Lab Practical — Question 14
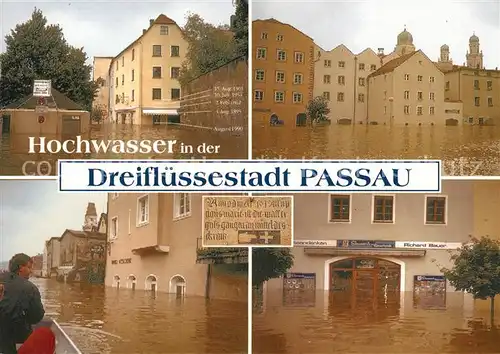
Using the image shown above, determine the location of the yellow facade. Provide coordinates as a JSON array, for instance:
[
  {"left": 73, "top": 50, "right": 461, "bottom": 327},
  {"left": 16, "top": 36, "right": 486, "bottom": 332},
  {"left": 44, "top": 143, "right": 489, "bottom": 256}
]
[
  {"left": 252, "top": 19, "right": 315, "bottom": 126},
  {"left": 108, "top": 14, "right": 187, "bottom": 125}
]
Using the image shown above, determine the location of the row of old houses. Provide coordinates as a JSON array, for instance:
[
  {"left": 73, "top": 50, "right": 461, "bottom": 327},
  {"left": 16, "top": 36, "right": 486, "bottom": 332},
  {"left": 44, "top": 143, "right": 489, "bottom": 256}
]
[{"left": 253, "top": 19, "right": 500, "bottom": 126}]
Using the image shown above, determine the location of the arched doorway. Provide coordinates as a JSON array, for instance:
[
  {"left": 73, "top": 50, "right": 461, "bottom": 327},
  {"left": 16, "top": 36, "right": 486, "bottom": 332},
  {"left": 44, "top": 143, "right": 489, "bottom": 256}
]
[
  {"left": 127, "top": 275, "right": 137, "bottom": 290},
  {"left": 113, "top": 275, "right": 120, "bottom": 289},
  {"left": 145, "top": 274, "right": 157, "bottom": 292},
  {"left": 328, "top": 257, "right": 401, "bottom": 306},
  {"left": 169, "top": 275, "right": 186, "bottom": 298}
]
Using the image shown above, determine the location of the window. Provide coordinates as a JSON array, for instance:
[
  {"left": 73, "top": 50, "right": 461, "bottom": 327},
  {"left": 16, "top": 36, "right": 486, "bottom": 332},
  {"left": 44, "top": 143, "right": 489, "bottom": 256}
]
[
  {"left": 110, "top": 217, "right": 118, "bottom": 239},
  {"left": 293, "top": 73, "right": 303, "bottom": 84},
  {"left": 174, "top": 193, "right": 191, "bottom": 219},
  {"left": 372, "top": 195, "right": 394, "bottom": 223},
  {"left": 358, "top": 93, "right": 365, "bottom": 102},
  {"left": 425, "top": 196, "right": 446, "bottom": 224},
  {"left": 404, "top": 91, "right": 410, "bottom": 99},
  {"left": 121, "top": 57, "right": 124, "bottom": 67},
  {"left": 171, "top": 88, "right": 181, "bottom": 100},
  {"left": 131, "top": 69, "right": 135, "bottom": 81},
  {"left": 324, "top": 59, "right": 331, "bottom": 67},
  {"left": 370, "top": 64, "right": 377, "bottom": 71},
  {"left": 358, "top": 77, "right": 365, "bottom": 86},
  {"left": 277, "top": 49, "right": 286, "bottom": 61},
  {"left": 429, "top": 92, "right": 435, "bottom": 100},
  {"left": 323, "top": 75, "right": 331, "bottom": 84},
  {"left": 417, "top": 91, "right": 423, "bottom": 101},
  {"left": 487, "top": 80, "right": 493, "bottom": 90},
  {"left": 475, "top": 97, "right": 480, "bottom": 106},
  {"left": 261, "top": 32, "right": 268, "bottom": 39},
  {"left": 337, "top": 92, "right": 344, "bottom": 102},
  {"left": 131, "top": 90, "right": 135, "bottom": 101},
  {"left": 152, "top": 66, "right": 162, "bottom": 78},
  {"left": 132, "top": 49, "right": 135, "bottom": 61},
  {"left": 323, "top": 91, "right": 330, "bottom": 100},
  {"left": 293, "top": 92, "right": 303, "bottom": 103},
  {"left": 404, "top": 105, "right": 410, "bottom": 114},
  {"left": 488, "top": 97, "right": 493, "bottom": 107},
  {"left": 115, "top": 77, "right": 118, "bottom": 87},
  {"left": 474, "top": 80, "right": 480, "bottom": 89},
  {"left": 255, "top": 69, "right": 265, "bottom": 81},
  {"left": 404, "top": 74, "right": 410, "bottom": 81},
  {"left": 417, "top": 106, "right": 423, "bottom": 115},
  {"left": 429, "top": 76, "right": 435, "bottom": 83},
  {"left": 160, "top": 25, "right": 168, "bottom": 35},
  {"left": 276, "top": 34, "right": 283, "bottom": 41},
  {"left": 359, "top": 63, "right": 365, "bottom": 71},
  {"left": 294, "top": 52, "right": 304, "bottom": 63},
  {"left": 338, "top": 61, "right": 345, "bottom": 68},
  {"left": 275, "top": 71, "right": 285, "bottom": 83},
  {"left": 338, "top": 76, "right": 345, "bottom": 85},
  {"left": 417, "top": 75, "right": 423, "bottom": 82},
  {"left": 137, "top": 195, "right": 149, "bottom": 226},
  {"left": 429, "top": 106, "right": 435, "bottom": 115},
  {"left": 171, "top": 46, "right": 180, "bottom": 57},
  {"left": 445, "top": 81, "right": 450, "bottom": 90},
  {"left": 152, "top": 88, "right": 162, "bottom": 100},
  {"left": 329, "top": 195, "right": 351, "bottom": 222},
  {"left": 121, "top": 74, "right": 124, "bottom": 85},
  {"left": 384, "top": 106, "right": 387, "bottom": 114},
  {"left": 274, "top": 91, "right": 284, "bottom": 103},
  {"left": 171, "top": 67, "right": 180, "bottom": 79},
  {"left": 256, "top": 48, "right": 267, "bottom": 59},
  {"left": 254, "top": 90, "right": 264, "bottom": 101},
  {"left": 152, "top": 45, "right": 162, "bottom": 57}
]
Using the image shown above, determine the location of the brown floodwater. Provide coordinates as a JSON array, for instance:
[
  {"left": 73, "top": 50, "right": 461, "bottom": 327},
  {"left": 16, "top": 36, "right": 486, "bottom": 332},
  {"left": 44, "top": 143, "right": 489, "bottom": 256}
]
[
  {"left": 253, "top": 290, "right": 500, "bottom": 354},
  {"left": 33, "top": 278, "right": 247, "bottom": 354},
  {"left": 252, "top": 124, "right": 500, "bottom": 176},
  {"left": 0, "top": 123, "right": 248, "bottom": 176}
]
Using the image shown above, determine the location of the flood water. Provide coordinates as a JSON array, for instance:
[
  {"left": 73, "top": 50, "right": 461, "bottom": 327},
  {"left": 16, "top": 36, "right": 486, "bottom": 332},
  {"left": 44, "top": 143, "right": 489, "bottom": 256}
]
[
  {"left": 0, "top": 123, "right": 248, "bottom": 175},
  {"left": 252, "top": 124, "right": 500, "bottom": 176},
  {"left": 253, "top": 290, "right": 500, "bottom": 353},
  {"left": 34, "top": 278, "right": 247, "bottom": 354}
]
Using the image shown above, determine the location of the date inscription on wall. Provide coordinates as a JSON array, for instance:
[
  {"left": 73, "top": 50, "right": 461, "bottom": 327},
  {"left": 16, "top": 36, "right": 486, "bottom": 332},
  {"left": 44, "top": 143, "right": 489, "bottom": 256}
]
[
  {"left": 111, "top": 258, "right": 132, "bottom": 265},
  {"left": 214, "top": 85, "right": 244, "bottom": 116}
]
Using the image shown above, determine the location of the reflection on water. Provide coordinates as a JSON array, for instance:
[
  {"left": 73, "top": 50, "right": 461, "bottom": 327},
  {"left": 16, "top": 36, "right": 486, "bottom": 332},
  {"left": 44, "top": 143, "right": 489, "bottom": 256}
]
[
  {"left": 252, "top": 124, "right": 500, "bottom": 176},
  {"left": 0, "top": 123, "right": 248, "bottom": 175},
  {"left": 253, "top": 290, "right": 499, "bottom": 353},
  {"left": 34, "top": 278, "right": 247, "bottom": 354}
]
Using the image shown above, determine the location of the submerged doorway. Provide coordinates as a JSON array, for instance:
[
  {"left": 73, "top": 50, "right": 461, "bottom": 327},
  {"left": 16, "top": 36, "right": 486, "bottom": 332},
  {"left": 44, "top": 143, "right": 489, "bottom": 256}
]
[{"left": 329, "top": 257, "right": 401, "bottom": 305}]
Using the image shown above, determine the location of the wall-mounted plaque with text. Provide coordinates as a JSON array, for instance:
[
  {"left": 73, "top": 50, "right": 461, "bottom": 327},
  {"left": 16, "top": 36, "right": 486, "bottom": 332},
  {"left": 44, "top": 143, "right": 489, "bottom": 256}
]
[{"left": 202, "top": 196, "right": 293, "bottom": 247}]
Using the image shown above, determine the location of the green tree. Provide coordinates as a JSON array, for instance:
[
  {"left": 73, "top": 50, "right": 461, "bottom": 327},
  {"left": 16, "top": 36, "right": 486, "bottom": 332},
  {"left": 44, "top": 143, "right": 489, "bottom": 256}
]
[
  {"left": 252, "top": 248, "right": 294, "bottom": 289},
  {"left": 232, "top": 0, "right": 248, "bottom": 58},
  {"left": 0, "top": 8, "right": 97, "bottom": 110},
  {"left": 441, "top": 236, "right": 500, "bottom": 324},
  {"left": 306, "top": 96, "right": 331, "bottom": 124},
  {"left": 91, "top": 104, "right": 106, "bottom": 124},
  {"left": 178, "top": 13, "right": 237, "bottom": 86}
]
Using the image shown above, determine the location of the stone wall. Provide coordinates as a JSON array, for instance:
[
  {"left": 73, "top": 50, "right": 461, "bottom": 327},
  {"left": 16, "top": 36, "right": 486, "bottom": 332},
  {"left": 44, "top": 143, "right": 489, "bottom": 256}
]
[{"left": 180, "top": 57, "right": 247, "bottom": 136}]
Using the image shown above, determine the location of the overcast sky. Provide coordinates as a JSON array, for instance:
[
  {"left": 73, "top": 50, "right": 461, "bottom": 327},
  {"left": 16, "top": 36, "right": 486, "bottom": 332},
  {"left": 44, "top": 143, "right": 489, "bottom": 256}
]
[
  {"left": 253, "top": 0, "right": 500, "bottom": 69},
  {"left": 1, "top": 0, "right": 235, "bottom": 63},
  {"left": 0, "top": 180, "right": 107, "bottom": 262}
]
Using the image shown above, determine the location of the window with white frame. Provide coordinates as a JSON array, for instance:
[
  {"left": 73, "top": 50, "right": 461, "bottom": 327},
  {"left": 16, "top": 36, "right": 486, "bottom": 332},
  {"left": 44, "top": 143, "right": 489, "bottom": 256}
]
[
  {"left": 294, "top": 51, "right": 304, "bottom": 63},
  {"left": 137, "top": 195, "right": 149, "bottom": 225},
  {"left": 255, "top": 69, "right": 265, "bottom": 81},
  {"left": 277, "top": 49, "right": 286, "bottom": 61},
  {"left": 404, "top": 74, "right": 410, "bottom": 81},
  {"left": 110, "top": 217, "right": 118, "bottom": 239},
  {"left": 174, "top": 193, "right": 191, "bottom": 219},
  {"left": 274, "top": 91, "right": 284, "bottom": 103},
  {"left": 372, "top": 195, "right": 394, "bottom": 223},
  {"left": 417, "top": 106, "right": 423, "bottom": 115},
  {"left": 256, "top": 48, "right": 267, "bottom": 59},
  {"left": 425, "top": 196, "right": 446, "bottom": 224},
  {"left": 329, "top": 195, "right": 351, "bottom": 222},
  {"left": 254, "top": 90, "right": 264, "bottom": 101},
  {"left": 293, "top": 73, "right": 303, "bottom": 84},
  {"left": 293, "top": 92, "right": 303, "bottom": 103},
  {"left": 275, "top": 71, "right": 285, "bottom": 83}
]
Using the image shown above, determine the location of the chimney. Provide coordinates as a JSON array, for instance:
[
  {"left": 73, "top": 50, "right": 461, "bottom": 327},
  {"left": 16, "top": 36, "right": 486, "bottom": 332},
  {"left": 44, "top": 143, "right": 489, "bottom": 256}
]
[
  {"left": 149, "top": 19, "right": 154, "bottom": 27},
  {"left": 377, "top": 48, "right": 384, "bottom": 56}
]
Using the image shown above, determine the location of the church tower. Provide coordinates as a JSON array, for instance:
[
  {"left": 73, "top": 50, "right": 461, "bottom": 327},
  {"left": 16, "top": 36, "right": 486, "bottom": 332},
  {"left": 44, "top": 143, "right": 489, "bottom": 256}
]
[
  {"left": 466, "top": 33, "right": 483, "bottom": 69},
  {"left": 437, "top": 44, "right": 453, "bottom": 72},
  {"left": 394, "top": 27, "right": 416, "bottom": 56},
  {"left": 83, "top": 202, "right": 98, "bottom": 232}
]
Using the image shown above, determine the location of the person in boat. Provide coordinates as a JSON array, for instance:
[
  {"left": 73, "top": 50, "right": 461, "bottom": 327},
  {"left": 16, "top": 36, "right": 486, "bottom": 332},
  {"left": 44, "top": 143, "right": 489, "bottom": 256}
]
[{"left": 0, "top": 253, "right": 46, "bottom": 353}]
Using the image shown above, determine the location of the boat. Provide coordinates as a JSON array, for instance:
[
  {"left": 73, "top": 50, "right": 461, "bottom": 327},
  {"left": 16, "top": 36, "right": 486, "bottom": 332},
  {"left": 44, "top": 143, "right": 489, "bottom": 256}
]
[{"left": 16, "top": 318, "right": 82, "bottom": 354}]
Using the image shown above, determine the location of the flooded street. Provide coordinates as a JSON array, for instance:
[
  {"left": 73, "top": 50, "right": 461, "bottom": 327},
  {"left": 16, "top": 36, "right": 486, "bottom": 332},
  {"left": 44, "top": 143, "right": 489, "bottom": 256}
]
[
  {"left": 0, "top": 123, "right": 248, "bottom": 175},
  {"left": 252, "top": 124, "right": 500, "bottom": 176},
  {"left": 253, "top": 290, "right": 500, "bottom": 353},
  {"left": 34, "top": 278, "right": 247, "bottom": 354}
]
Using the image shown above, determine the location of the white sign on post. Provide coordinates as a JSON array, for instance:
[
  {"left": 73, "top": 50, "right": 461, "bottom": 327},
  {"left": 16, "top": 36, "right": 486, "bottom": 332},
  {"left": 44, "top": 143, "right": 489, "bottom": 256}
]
[{"left": 33, "top": 80, "right": 52, "bottom": 97}]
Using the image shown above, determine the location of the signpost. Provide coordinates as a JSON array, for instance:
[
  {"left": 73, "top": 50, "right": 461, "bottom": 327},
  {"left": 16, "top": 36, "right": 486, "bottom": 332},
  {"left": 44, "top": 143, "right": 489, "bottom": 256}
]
[{"left": 33, "top": 80, "right": 52, "bottom": 97}]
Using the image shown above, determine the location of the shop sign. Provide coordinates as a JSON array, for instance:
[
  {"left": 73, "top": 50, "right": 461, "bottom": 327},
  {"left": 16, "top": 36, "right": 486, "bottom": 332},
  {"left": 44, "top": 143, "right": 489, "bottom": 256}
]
[
  {"left": 111, "top": 258, "right": 132, "bottom": 265},
  {"left": 337, "top": 240, "right": 395, "bottom": 249},
  {"left": 415, "top": 275, "right": 445, "bottom": 282},
  {"left": 285, "top": 273, "right": 315, "bottom": 279},
  {"left": 294, "top": 240, "right": 463, "bottom": 250},
  {"left": 396, "top": 242, "right": 462, "bottom": 250}
]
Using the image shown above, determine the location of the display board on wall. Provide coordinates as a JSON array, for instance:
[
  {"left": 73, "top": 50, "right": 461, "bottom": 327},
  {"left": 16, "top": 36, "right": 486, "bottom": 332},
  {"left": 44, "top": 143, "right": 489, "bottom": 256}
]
[
  {"left": 282, "top": 273, "right": 316, "bottom": 307},
  {"left": 413, "top": 275, "right": 446, "bottom": 309}
]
